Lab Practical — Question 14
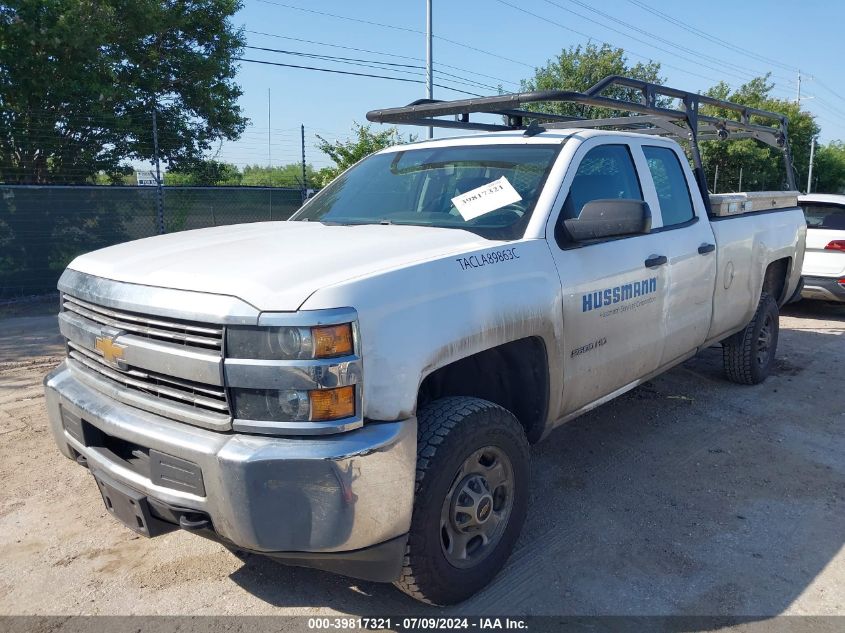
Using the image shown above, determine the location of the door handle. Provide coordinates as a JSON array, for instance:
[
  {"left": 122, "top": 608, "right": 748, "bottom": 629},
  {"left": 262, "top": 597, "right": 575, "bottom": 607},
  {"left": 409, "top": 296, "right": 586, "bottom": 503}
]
[
  {"left": 644, "top": 254, "right": 668, "bottom": 268},
  {"left": 698, "top": 243, "right": 716, "bottom": 255}
]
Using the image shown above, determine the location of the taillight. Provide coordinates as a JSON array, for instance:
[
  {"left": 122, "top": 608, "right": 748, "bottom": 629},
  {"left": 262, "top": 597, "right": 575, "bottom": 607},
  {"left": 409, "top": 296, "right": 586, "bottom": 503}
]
[
  {"left": 824, "top": 240, "right": 845, "bottom": 251},
  {"left": 839, "top": 279, "right": 845, "bottom": 288}
]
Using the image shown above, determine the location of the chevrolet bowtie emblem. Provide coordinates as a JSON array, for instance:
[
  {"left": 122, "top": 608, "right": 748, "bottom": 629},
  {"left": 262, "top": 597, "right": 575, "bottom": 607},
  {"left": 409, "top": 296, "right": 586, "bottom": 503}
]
[{"left": 95, "top": 336, "right": 126, "bottom": 364}]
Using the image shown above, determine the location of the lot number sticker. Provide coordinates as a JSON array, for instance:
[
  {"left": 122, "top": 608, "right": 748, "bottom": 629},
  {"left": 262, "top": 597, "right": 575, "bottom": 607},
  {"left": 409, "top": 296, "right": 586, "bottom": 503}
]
[{"left": 451, "top": 176, "right": 522, "bottom": 221}]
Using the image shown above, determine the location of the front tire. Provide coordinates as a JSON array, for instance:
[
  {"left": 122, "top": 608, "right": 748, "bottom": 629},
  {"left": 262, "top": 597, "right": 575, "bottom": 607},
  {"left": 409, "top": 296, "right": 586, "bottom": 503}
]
[
  {"left": 395, "top": 397, "right": 529, "bottom": 605},
  {"left": 722, "top": 291, "right": 779, "bottom": 385}
]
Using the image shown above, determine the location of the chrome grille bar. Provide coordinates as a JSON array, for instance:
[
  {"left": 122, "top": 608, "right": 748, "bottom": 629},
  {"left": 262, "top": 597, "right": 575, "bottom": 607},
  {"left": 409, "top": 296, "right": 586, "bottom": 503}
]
[
  {"left": 68, "top": 341, "right": 229, "bottom": 414},
  {"left": 63, "top": 294, "right": 223, "bottom": 350}
]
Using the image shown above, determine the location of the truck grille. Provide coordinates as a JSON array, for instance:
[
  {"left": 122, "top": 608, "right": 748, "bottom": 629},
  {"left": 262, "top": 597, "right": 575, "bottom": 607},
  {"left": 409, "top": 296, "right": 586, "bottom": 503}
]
[
  {"left": 62, "top": 294, "right": 223, "bottom": 350},
  {"left": 61, "top": 293, "right": 229, "bottom": 418}
]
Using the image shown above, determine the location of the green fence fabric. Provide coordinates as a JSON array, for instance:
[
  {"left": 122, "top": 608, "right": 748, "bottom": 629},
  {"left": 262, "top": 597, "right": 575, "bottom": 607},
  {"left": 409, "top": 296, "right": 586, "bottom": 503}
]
[{"left": 0, "top": 185, "right": 305, "bottom": 298}]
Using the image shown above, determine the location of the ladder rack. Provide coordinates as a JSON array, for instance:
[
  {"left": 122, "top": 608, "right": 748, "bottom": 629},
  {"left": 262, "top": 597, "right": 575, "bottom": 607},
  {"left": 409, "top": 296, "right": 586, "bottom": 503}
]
[{"left": 366, "top": 75, "right": 797, "bottom": 193}]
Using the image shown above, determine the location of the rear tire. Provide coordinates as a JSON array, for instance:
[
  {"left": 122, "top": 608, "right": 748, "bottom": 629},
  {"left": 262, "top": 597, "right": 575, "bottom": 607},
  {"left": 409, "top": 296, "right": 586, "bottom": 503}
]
[
  {"left": 722, "top": 291, "right": 779, "bottom": 385},
  {"left": 395, "top": 397, "right": 529, "bottom": 605}
]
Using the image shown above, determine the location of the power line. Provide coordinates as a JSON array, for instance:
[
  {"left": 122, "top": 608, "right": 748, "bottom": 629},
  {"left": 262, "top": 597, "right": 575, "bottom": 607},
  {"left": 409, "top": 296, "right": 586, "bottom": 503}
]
[
  {"left": 253, "top": 0, "right": 533, "bottom": 69},
  {"left": 246, "top": 45, "right": 422, "bottom": 70},
  {"left": 235, "top": 57, "right": 483, "bottom": 97},
  {"left": 506, "top": 0, "right": 760, "bottom": 85},
  {"left": 493, "top": 0, "right": 726, "bottom": 85},
  {"left": 245, "top": 29, "right": 521, "bottom": 88},
  {"left": 245, "top": 46, "right": 443, "bottom": 84},
  {"left": 624, "top": 0, "right": 798, "bottom": 72},
  {"left": 815, "top": 78, "right": 845, "bottom": 106},
  {"left": 243, "top": 45, "right": 502, "bottom": 92},
  {"left": 556, "top": 0, "right": 790, "bottom": 82},
  {"left": 807, "top": 95, "right": 845, "bottom": 120}
]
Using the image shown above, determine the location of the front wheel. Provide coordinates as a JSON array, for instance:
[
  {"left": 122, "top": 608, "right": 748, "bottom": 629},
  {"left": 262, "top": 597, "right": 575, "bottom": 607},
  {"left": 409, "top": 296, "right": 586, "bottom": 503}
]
[
  {"left": 722, "top": 291, "right": 779, "bottom": 385},
  {"left": 395, "top": 397, "right": 529, "bottom": 605}
]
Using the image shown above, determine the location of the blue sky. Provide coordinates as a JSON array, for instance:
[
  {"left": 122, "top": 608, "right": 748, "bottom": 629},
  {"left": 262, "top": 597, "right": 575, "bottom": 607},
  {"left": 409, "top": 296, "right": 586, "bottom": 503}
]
[{"left": 209, "top": 0, "right": 845, "bottom": 171}]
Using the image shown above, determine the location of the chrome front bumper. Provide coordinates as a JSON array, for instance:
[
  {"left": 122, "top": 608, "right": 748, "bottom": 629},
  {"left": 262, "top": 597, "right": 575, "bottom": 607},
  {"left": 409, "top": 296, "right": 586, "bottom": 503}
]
[{"left": 44, "top": 362, "right": 416, "bottom": 570}]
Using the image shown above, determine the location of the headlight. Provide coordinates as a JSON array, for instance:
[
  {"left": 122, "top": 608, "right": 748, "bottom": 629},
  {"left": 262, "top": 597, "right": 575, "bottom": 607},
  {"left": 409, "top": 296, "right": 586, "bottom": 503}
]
[
  {"left": 232, "top": 386, "right": 355, "bottom": 422},
  {"left": 227, "top": 323, "right": 354, "bottom": 360}
]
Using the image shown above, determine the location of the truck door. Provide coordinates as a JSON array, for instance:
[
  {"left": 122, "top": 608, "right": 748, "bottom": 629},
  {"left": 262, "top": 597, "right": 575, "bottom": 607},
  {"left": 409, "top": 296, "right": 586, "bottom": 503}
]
[
  {"left": 547, "top": 141, "right": 668, "bottom": 417},
  {"left": 638, "top": 144, "right": 716, "bottom": 365}
]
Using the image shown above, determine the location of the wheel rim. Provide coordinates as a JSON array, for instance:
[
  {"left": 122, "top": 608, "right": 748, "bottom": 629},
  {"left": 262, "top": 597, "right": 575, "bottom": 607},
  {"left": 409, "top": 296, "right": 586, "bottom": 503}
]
[
  {"left": 440, "top": 446, "right": 514, "bottom": 569},
  {"left": 756, "top": 313, "right": 774, "bottom": 367}
]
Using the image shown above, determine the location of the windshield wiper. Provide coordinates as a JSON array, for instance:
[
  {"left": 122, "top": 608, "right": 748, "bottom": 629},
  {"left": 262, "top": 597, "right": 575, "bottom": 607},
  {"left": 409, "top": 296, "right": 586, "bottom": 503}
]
[{"left": 319, "top": 218, "right": 394, "bottom": 227}]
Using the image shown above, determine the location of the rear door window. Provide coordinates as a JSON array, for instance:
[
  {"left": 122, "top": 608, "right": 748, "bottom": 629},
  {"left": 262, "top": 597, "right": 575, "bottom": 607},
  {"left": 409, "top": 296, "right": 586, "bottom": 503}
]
[
  {"left": 801, "top": 203, "right": 845, "bottom": 230},
  {"left": 642, "top": 146, "right": 696, "bottom": 227}
]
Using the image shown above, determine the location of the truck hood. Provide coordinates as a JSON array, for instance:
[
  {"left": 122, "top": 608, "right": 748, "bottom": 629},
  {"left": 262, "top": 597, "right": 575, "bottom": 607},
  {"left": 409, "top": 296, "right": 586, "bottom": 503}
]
[{"left": 68, "top": 221, "right": 494, "bottom": 310}]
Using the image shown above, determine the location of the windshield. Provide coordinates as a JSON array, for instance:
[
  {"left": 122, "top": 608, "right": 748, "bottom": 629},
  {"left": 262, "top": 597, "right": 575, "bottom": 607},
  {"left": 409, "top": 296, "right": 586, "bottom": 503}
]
[
  {"left": 801, "top": 202, "right": 845, "bottom": 230},
  {"left": 292, "top": 143, "right": 562, "bottom": 239}
]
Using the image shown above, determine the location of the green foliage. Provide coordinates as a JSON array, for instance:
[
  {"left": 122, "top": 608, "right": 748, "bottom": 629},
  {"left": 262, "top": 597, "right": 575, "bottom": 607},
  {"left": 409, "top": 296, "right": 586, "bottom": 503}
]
[
  {"left": 520, "top": 43, "right": 665, "bottom": 118},
  {"left": 812, "top": 141, "right": 845, "bottom": 193},
  {"left": 240, "top": 163, "right": 316, "bottom": 188},
  {"left": 315, "top": 123, "right": 416, "bottom": 186},
  {"left": 166, "top": 160, "right": 242, "bottom": 185},
  {"left": 88, "top": 163, "right": 320, "bottom": 187},
  {"left": 93, "top": 166, "right": 134, "bottom": 185},
  {"left": 0, "top": 0, "right": 247, "bottom": 184},
  {"left": 700, "top": 76, "right": 820, "bottom": 192}
]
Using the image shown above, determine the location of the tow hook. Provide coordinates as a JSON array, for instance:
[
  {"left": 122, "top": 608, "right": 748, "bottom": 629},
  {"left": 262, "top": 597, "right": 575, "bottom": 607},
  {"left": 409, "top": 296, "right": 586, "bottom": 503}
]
[{"left": 179, "top": 512, "right": 212, "bottom": 531}]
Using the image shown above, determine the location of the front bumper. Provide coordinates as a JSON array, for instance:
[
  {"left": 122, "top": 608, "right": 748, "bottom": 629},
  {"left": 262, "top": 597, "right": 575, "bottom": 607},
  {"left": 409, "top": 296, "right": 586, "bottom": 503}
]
[
  {"left": 44, "top": 362, "right": 417, "bottom": 581},
  {"left": 801, "top": 275, "right": 845, "bottom": 302}
]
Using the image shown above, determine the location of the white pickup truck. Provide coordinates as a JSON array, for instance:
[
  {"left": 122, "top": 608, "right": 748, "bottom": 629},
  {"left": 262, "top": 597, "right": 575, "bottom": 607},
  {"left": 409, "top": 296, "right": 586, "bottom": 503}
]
[{"left": 44, "top": 77, "right": 805, "bottom": 605}]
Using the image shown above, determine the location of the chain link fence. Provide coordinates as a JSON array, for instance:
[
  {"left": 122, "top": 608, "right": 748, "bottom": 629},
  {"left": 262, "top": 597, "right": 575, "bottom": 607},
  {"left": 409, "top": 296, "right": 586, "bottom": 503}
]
[{"left": 0, "top": 185, "right": 306, "bottom": 298}]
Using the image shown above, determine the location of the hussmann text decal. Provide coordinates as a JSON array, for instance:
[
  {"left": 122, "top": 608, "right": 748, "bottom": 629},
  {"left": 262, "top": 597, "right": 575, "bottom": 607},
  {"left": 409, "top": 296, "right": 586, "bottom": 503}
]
[{"left": 581, "top": 277, "right": 657, "bottom": 313}]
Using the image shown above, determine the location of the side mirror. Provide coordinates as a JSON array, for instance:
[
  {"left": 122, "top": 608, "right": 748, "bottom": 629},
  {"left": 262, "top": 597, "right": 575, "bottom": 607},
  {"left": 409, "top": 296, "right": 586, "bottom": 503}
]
[{"left": 563, "top": 199, "right": 652, "bottom": 242}]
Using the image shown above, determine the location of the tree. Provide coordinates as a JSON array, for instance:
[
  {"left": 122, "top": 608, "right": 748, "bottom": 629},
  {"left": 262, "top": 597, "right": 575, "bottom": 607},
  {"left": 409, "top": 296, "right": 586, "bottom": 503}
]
[
  {"left": 699, "top": 76, "right": 820, "bottom": 192},
  {"left": 315, "top": 123, "right": 415, "bottom": 186},
  {"left": 165, "top": 160, "right": 242, "bottom": 186},
  {"left": 811, "top": 141, "right": 845, "bottom": 193},
  {"left": 520, "top": 43, "right": 665, "bottom": 119},
  {"left": 0, "top": 0, "right": 247, "bottom": 184}
]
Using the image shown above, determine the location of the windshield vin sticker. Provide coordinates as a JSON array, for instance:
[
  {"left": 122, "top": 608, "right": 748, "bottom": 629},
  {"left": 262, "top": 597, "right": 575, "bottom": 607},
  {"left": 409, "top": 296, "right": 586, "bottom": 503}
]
[{"left": 451, "top": 176, "right": 522, "bottom": 221}]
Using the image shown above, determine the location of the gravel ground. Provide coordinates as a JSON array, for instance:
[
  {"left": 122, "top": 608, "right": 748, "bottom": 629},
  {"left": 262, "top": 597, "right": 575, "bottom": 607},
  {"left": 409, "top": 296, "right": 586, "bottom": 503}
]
[{"left": 0, "top": 300, "right": 842, "bottom": 621}]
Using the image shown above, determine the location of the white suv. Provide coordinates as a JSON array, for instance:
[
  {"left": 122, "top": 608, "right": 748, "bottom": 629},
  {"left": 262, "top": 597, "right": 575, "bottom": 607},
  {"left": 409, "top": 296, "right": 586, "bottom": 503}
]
[{"left": 799, "top": 194, "right": 845, "bottom": 302}]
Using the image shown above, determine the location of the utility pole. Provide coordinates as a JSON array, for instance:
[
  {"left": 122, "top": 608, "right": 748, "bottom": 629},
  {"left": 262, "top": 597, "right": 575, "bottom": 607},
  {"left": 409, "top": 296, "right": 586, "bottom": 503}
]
[
  {"left": 713, "top": 163, "right": 719, "bottom": 193},
  {"left": 301, "top": 124, "right": 308, "bottom": 202},
  {"left": 738, "top": 166, "right": 743, "bottom": 192},
  {"left": 796, "top": 69, "right": 801, "bottom": 107},
  {"left": 807, "top": 136, "right": 816, "bottom": 193},
  {"left": 152, "top": 108, "right": 165, "bottom": 235},
  {"left": 268, "top": 88, "right": 272, "bottom": 166},
  {"left": 426, "top": 0, "right": 433, "bottom": 139}
]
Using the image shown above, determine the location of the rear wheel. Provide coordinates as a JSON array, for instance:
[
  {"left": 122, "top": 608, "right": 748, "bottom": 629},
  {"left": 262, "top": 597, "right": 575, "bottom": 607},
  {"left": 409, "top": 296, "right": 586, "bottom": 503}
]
[
  {"left": 395, "top": 397, "right": 529, "bottom": 605},
  {"left": 722, "top": 291, "right": 779, "bottom": 385}
]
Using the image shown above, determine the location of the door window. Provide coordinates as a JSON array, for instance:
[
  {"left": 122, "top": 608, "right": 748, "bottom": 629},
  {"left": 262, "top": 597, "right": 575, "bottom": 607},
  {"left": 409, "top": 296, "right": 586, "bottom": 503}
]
[
  {"left": 561, "top": 144, "right": 643, "bottom": 221},
  {"left": 643, "top": 146, "right": 695, "bottom": 227}
]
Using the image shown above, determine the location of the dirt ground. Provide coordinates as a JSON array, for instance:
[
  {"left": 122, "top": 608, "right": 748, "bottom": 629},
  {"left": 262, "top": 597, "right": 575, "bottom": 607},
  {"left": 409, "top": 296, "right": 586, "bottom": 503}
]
[{"left": 0, "top": 300, "right": 842, "bottom": 621}]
